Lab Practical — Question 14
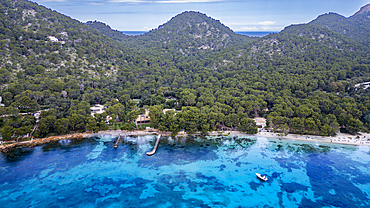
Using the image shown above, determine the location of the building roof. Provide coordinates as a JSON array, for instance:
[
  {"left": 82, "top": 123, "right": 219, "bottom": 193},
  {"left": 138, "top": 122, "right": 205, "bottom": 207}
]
[
  {"left": 136, "top": 108, "right": 150, "bottom": 122},
  {"left": 254, "top": 117, "right": 266, "bottom": 123},
  {"left": 163, "top": 109, "right": 176, "bottom": 114},
  {"left": 90, "top": 104, "right": 105, "bottom": 111},
  {"left": 48, "top": 36, "right": 59, "bottom": 42},
  {"left": 90, "top": 104, "right": 105, "bottom": 117}
]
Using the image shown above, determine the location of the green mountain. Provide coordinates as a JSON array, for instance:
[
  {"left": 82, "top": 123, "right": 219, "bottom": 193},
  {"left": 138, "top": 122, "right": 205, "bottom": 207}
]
[
  {"left": 1, "top": 0, "right": 370, "bottom": 138},
  {"left": 308, "top": 10, "right": 370, "bottom": 44},
  {"left": 0, "top": 0, "right": 143, "bottom": 84},
  {"left": 87, "top": 11, "right": 255, "bottom": 54},
  {"left": 239, "top": 4, "right": 370, "bottom": 64}
]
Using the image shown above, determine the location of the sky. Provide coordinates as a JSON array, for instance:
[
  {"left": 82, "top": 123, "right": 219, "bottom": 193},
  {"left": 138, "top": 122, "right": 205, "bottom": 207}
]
[{"left": 31, "top": 0, "right": 370, "bottom": 32}]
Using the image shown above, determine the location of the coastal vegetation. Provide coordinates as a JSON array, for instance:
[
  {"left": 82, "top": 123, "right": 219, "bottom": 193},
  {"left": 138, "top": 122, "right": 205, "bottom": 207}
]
[{"left": 1, "top": 0, "right": 370, "bottom": 141}]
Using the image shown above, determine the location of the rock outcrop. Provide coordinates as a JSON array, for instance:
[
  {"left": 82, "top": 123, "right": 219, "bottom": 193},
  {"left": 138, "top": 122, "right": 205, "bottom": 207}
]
[{"left": 0, "top": 132, "right": 91, "bottom": 153}]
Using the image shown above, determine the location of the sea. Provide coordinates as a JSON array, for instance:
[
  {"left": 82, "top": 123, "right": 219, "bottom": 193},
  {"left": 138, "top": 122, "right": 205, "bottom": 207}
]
[
  {"left": 121, "top": 31, "right": 147, "bottom": 36},
  {"left": 235, "top": 31, "right": 276, "bottom": 37},
  {"left": 0, "top": 135, "right": 369, "bottom": 207},
  {"left": 121, "top": 31, "right": 276, "bottom": 37}
]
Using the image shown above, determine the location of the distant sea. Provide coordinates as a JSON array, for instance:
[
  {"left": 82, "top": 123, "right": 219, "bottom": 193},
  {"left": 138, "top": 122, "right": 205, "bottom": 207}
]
[
  {"left": 121, "top": 31, "right": 277, "bottom": 37},
  {"left": 236, "top": 31, "right": 277, "bottom": 37},
  {"left": 121, "top": 31, "right": 147, "bottom": 36}
]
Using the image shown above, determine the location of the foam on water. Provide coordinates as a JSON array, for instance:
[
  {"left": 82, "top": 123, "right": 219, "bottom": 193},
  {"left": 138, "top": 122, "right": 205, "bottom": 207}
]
[{"left": 0, "top": 135, "right": 369, "bottom": 207}]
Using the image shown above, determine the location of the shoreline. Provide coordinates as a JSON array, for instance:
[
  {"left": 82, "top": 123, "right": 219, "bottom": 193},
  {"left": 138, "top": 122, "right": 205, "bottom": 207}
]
[
  {"left": 255, "top": 131, "right": 370, "bottom": 146},
  {"left": 87, "top": 129, "right": 370, "bottom": 146},
  {"left": 1, "top": 130, "right": 370, "bottom": 152},
  {"left": 0, "top": 132, "right": 91, "bottom": 153},
  {"left": 59, "top": 129, "right": 370, "bottom": 147}
]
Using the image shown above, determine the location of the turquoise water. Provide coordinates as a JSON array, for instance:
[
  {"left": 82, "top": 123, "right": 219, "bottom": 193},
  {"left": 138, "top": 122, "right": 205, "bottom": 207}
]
[{"left": 1, "top": 135, "right": 370, "bottom": 207}]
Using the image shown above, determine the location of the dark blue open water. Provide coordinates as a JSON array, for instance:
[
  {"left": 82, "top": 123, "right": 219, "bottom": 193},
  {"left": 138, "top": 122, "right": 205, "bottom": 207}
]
[
  {"left": 0, "top": 135, "right": 369, "bottom": 207},
  {"left": 235, "top": 31, "right": 276, "bottom": 37},
  {"left": 121, "top": 31, "right": 147, "bottom": 36},
  {"left": 120, "top": 31, "right": 276, "bottom": 37}
]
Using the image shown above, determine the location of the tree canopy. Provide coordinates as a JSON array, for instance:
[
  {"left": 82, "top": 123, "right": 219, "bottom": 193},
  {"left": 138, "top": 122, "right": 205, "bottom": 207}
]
[{"left": 1, "top": 0, "right": 370, "bottom": 138}]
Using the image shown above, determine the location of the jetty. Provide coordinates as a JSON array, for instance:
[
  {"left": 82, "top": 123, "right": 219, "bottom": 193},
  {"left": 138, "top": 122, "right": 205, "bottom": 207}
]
[
  {"left": 114, "top": 134, "right": 122, "bottom": 148},
  {"left": 146, "top": 134, "right": 161, "bottom": 156}
]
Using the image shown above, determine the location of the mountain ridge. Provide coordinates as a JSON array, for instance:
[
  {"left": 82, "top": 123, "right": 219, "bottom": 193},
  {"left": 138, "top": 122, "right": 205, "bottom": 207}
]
[
  {"left": 277, "top": 7, "right": 370, "bottom": 45},
  {"left": 87, "top": 11, "right": 255, "bottom": 55},
  {"left": 354, "top": 3, "right": 370, "bottom": 16}
]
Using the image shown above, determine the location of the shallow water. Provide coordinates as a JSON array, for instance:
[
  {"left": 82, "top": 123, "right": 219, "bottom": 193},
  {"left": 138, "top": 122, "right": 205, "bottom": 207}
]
[{"left": 0, "top": 135, "right": 369, "bottom": 207}]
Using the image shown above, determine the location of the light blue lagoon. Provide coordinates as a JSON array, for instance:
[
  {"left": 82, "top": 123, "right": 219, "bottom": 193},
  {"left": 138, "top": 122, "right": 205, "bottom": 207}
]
[{"left": 0, "top": 135, "right": 369, "bottom": 207}]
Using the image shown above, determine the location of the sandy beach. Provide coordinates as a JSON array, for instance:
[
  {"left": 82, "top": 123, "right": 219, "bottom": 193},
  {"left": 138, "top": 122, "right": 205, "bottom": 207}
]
[
  {"left": 92, "top": 129, "right": 370, "bottom": 147},
  {"left": 254, "top": 130, "right": 370, "bottom": 146},
  {"left": 1, "top": 129, "right": 370, "bottom": 152}
]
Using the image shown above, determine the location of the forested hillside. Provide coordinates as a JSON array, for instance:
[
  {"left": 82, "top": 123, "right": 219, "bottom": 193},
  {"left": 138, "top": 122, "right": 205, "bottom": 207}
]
[
  {"left": 0, "top": 0, "right": 147, "bottom": 138},
  {"left": 309, "top": 5, "right": 370, "bottom": 44},
  {"left": 1, "top": 0, "right": 370, "bottom": 140},
  {"left": 87, "top": 11, "right": 255, "bottom": 55}
]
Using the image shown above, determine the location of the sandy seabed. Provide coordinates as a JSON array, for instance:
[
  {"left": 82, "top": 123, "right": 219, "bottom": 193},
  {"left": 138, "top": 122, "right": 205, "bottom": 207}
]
[
  {"left": 92, "top": 129, "right": 370, "bottom": 146},
  {"left": 1, "top": 129, "right": 370, "bottom": 152},
  {"left": 254, "top": 130, "right": 370, "bottom": 146}
]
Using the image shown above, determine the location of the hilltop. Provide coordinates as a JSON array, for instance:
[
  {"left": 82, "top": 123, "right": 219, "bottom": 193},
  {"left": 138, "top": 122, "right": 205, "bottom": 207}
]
[
  {"left": 307, "top": 11, "right": 370, "bottom": 44},
  {"left": 87, "top": 11, "right": 255, "bottom": 55},
  {"left": 354, "top": 3, "right": 370, "bottom": 15},
  {"left": 0, "top": 0, "right": 142, "bottom": 83}
]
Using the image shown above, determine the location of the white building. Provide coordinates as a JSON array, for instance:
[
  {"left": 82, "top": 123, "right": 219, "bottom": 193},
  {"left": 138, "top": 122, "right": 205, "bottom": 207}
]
[
  {"left": 354, "top": 82, "right": 370, "bottom": 90},
  {"left": 136, "top": 108, "right": 150, "bottom": 123},
  {"left": 253, "top": 117, "right": 267, "bottom": 128},
  {"left": 0, "top": 96, "right": 4, "bottom": 107},
  {"left": 34, "top": 109, "right": 49, "bottom": 123},
  {"left": 90, "top": 104, "right": 105, "bottom": 117},
  {"left": 48, "top": 36, "right": 59, "bottom": 42},
  {"left": 90, "top": 104, "right": 112, "bottom": 123}
]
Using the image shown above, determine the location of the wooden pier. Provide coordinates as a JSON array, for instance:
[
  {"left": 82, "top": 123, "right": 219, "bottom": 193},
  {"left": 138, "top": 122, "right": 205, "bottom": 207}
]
[
  {"left": 114, "top": 134, "right": 122, "bottom": 148},
  {"left": 146, "top": 134, "right": 161, "bottom": 156}
]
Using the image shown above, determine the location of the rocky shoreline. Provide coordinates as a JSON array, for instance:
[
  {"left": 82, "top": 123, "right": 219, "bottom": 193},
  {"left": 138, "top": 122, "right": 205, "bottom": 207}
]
[
  {"left": 1, "top": 129, "right": 370, "bottom": 153},
  {"left": 0, "top": 129, "right": 204, "bottom": 153},
  {"left": 0, "top": 132, "right": 91, "bottom": 153}
]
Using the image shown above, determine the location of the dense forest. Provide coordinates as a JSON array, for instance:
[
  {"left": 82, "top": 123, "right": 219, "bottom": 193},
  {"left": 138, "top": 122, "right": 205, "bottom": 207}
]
[{"left": 1, "top": 0, "right": 370, "bottom": 141}]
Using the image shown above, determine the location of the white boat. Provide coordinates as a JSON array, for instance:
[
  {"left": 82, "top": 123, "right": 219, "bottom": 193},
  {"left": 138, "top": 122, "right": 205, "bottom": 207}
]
[{"left": 256, "top": 173, "right": 268, "bottom": 181}]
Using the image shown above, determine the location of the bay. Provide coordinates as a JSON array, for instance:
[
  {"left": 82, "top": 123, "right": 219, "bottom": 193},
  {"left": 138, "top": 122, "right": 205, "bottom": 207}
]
[{"left": 0, "top": 135, "right": 369, "bottom": 207}]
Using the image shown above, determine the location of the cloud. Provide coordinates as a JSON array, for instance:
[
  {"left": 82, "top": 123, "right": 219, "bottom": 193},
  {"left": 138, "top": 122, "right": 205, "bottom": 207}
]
[
  {"left": 37, "top": 0, "right": 223, "bottom": 5},
  {"left": 240, "top": 25, "right": 282, "bottom": 31},
  {"left": 37, "top": 0, "right": 67, "bottom": 2},
  {"left": 240, "top": 26, "right": 259, "bottom": 31},
  {"left": 257, "top": 21, "right": 275, "bottom": 26},
  {"left": 88, "top": 2, "right": 105, "bottom": 5},
  {"left": 227, "top": 20, "right": 279, "bottom": 31},
  {"left": 227, "top": 21, "right": 276, "bottom": 26},
  {"left": 249, "top": 21, "right": 276, "bottom": 26},
  {"left": 109, "top": 0, "right": 144, "bottom": 2},
  {"left": 155, "top": 0, "right": 223, "bottom": 3},
  {"left": 109, "top": 0, "right": 223, "bottom": 3},
  {"left": 143, "top": 26, "right": 156, "bottom": 31}
]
